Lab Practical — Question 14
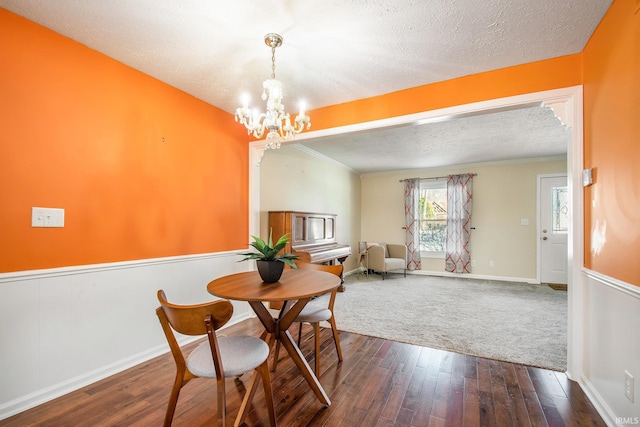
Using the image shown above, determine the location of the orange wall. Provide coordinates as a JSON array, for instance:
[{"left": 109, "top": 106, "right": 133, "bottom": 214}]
[
  {"left": 6, "top": 6, "right": 635, "bottom": 285},
  {"left": 0, "top": 10, "right": 249, "bottom": 273},
  {"left": 311, "top": 55, "right": 581, "bottom": 131},
  {"left": 582, "top": 0, "right": 640, "bottom": 285}
]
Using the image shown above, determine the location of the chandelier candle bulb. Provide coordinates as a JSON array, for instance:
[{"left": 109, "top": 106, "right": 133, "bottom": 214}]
[{"left": 241, "top": 93, "right": 250, "bottom": 109}]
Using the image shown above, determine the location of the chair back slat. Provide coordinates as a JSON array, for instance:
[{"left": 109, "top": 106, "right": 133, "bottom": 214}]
[
  {"left": 293, "top": 261, "right": 343, "bottom": 310},
  {"left": 157, "top": 290, "right": 233, "bottom": 336},
  {"left": 270, "top": 262, "right": 343, "bottom": 311},
  {"left": 294, "top": 261, "right": 343, "bottom": 278}
]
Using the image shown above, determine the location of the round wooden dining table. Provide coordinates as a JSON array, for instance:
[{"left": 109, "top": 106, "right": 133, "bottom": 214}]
[{"left": 207, "top": 268, "right": 341, "bottom": 417}]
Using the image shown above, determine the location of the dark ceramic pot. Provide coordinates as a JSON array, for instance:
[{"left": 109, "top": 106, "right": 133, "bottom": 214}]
[{"left": 256, "top": 260, "right": 285, "bottom": 283}]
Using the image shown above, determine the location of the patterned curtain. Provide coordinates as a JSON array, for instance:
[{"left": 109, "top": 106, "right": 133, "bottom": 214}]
[
  {"left": 445, "top": 174, "right": 474, "bottom": 273},
  {"left": 404, "top": 179, "right": 422, "bottom": 271}
]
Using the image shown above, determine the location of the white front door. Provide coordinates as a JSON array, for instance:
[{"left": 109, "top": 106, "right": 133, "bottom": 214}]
[{"left": 539, "top": 175, "right": 568, "bottom": 284}]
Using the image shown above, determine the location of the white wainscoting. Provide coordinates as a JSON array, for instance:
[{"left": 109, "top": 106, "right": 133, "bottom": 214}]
[
  {"left": 0, "top": 252, "right": 253, "bottom": 420},
  {"left": 579, "top": 269, "right": 640, "bottom": 425},
  {"left": 2, "top": 258, "right": 637, "bottom": 423}
]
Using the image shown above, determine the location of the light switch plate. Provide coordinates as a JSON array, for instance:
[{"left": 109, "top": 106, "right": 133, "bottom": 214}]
[
  {"left": 582, "top": 168, "right": 593, "bottom": 187},
  {"left": 32, "top": 207, "right": 65, "bottom": 228}
]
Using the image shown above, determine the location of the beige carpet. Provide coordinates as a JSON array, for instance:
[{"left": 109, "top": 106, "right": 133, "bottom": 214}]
[{"left": 329, "top": 272, "right": 567, "bottom": 371}]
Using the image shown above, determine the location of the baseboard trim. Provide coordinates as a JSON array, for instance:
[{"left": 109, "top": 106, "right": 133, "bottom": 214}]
[
  {"left": 578, "top": 374, "right": 617, "bottom": 427},
  {"left": 409, "top": 269, "right": 537, "bottom": 283},
  {"left": 0, "top": 343, "right": 177, "bottom": 420},
  {"left": 347, "top": 267, "right": 536, "bottom": 284},
  {"left": 0, "top": 310, "right": 252, "bottom": 421}
]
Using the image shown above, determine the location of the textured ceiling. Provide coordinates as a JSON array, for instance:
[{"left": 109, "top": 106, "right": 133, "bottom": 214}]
[
  {"left": 295, "top": 104, "right": 571, "bottom": 173},
  {"left": 1, "top": 0, "right": 610, "bottom": 172}
]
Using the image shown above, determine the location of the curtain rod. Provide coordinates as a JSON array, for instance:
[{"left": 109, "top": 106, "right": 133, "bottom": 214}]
[{"left": 399, "top": 173, "right": 477, "bottom": 183}]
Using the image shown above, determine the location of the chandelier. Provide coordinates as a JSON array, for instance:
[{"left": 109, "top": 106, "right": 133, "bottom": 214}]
[{"left": 235, "top": 33, "right": 311, "bottom": 150}]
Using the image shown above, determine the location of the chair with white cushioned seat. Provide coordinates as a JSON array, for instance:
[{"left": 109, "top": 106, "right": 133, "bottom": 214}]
[
  {"left": 272, "top": 262, "right": 343, "bottom": 376},
  {"left": 156, "top": 290, "right": 276, "bottom": 427}
]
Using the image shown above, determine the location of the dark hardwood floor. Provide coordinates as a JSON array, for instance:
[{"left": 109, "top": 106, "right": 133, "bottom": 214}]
[{"left": 0, "top": 318, "right": 605, "bottom": 427}]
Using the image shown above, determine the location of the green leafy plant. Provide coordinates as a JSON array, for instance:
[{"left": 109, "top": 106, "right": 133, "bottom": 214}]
[{"left": 239, "top": 230, "right": 299, "bottom": 268}]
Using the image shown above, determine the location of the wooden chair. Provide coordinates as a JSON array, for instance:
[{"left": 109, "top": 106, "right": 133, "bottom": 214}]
[
  {"left": 272, "top": 262, "right": 344, "bottom": 375},
  {"left": 156, "top": 290, "right": 276, "bottom": 427}
]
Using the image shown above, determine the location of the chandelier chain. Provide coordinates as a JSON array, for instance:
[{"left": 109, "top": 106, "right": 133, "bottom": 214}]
[{"left": 271, "top": 46, "right": 276, "bottom": 79}]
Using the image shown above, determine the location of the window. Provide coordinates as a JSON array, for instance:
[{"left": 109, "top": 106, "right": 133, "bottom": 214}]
[
  {"left": 551, "top": 185, "right": 569, "bottom": 234},
  {"left": 418, "top": 181, "right": 447, "bottom": 256}
]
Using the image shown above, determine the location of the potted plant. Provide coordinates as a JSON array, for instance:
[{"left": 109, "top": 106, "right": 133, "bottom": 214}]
[{"left": 239, "top": 230, "right": 299, "bottom": 282}]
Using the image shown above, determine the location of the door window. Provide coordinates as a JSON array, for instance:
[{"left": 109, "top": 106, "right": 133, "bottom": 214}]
[{"left": 551, "top": 185, "right": 569, "bottom": 234}]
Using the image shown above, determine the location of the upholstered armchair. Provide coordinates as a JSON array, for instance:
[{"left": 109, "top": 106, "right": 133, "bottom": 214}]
[{"left": 367, "top": 243, "right": 408, "bottom": 279}]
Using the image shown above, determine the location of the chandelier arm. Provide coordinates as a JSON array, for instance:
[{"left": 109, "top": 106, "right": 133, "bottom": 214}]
[
  {"left": 289, "top": 120, "right": 305, "bottom": 135},
  {"left": 252, "top": 125, "right": 266, "bottom": 140}
]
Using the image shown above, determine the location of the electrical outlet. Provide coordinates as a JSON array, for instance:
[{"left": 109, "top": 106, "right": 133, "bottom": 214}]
[
  {"left": 625, "top": 370, "right": 634, "bottom": 402},
  {"left": 471, "top": 260, "right": 476, "bottom": 267}
]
